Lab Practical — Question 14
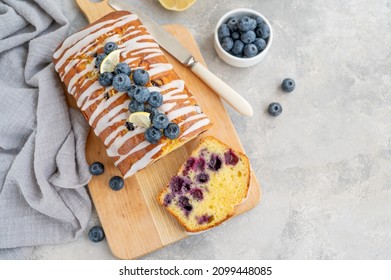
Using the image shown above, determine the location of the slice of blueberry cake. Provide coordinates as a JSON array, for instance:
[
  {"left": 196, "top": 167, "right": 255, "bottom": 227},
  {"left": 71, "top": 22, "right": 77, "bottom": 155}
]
[{"left": 158, "top": 136, "right": 250, "bottom": 232}]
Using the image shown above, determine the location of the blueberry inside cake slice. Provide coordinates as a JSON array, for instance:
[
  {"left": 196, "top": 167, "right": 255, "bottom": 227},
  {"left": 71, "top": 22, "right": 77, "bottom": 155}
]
[{"left": 158, "top": 136, "right": 250, "bottom": 232}]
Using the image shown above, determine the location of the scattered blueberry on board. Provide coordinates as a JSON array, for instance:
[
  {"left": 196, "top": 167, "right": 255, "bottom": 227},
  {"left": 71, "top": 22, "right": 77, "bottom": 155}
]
[
  {"left": 89, "top": 162, "right": 104, "bottom": 175},
  {"left": 268, "top": 102, "right": 283, "bottom": 117},
  {"left": 218, "top": 14, "right": 270, "bottom": 58},
  {"left": 281, "top": 78, "right": 296, "bottom": 92},
  {"left": 88, "top": 226, "right": 105, "bottom": 242},
  {"left": 109, "top": 176, "right": 125, "bottom": 191}
]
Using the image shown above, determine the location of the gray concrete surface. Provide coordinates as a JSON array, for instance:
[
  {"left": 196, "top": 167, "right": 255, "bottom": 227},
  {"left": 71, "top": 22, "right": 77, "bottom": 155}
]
[{"left": 31, "top": 0, "right": 391, "bottom": 259}]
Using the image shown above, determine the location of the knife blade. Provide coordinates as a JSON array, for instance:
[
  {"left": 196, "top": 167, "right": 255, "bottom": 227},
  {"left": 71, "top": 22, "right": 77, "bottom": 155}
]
[{"left": 109, "top": 0, "right": 253, "bottom": 116}]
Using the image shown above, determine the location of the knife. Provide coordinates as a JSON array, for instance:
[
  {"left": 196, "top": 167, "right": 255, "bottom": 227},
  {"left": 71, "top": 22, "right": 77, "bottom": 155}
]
[{"left": 109, "top": 0, "right": 253, "bottom": 116}]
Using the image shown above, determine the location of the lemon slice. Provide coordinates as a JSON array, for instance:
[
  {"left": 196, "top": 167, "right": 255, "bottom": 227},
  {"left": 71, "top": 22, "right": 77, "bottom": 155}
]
[
  {"left": 128, "top": 112, "right": 151, "bottom": 128},
  {"left": 100, "top": 49, "right": 121, "bottom": 73},
  {"left": 159, "top": 0, "right": 196, "bottom": 11}
]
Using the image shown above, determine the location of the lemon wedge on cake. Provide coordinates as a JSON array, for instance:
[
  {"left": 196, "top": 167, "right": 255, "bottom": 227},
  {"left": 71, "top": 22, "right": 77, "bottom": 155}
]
[
  {"left": 128, "top": 112, "right": 151, "bottom": 128},
  {"left": 100, "top": 49, "right": 121, "bottom": 73}
]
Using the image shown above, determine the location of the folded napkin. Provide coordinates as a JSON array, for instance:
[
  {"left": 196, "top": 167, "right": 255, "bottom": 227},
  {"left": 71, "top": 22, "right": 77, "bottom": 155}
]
[{"left": 0, "top": 0, "right": 92, "bottom": 259}]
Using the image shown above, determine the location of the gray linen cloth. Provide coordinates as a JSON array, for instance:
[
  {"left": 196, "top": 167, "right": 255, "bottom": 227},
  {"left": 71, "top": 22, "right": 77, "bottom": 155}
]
[{"left": 0, "top": 0, "right": 92, "bottom": 259}]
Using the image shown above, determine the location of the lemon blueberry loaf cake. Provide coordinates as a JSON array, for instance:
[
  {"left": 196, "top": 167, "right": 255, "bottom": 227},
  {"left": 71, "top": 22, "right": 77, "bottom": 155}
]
[
  {"left": 52, "top": 11, "right": 211, "bottom": 178},
  {"left": 158, "top": 136, "right": 250, "bottom": 232}
]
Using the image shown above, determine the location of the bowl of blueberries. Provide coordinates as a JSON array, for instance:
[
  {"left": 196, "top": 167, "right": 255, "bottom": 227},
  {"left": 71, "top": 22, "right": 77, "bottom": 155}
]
[{"left": 214, "top": 8, "right": 273, "bottom": 67}]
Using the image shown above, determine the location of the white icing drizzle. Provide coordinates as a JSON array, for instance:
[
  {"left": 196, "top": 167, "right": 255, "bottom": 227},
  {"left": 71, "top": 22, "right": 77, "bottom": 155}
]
[
  {"left": 123, "top": 143, "right": 164, "bottom": 178},
  {"left": 178, "top": 113, "right": 207, "bottom": 126},
  {"left": 131, "top": 47, "right": 162, "bottom": 56},
  {"left": 144, "top": 52, "right": 163, "bottom": 60},
  {"left": 115, "top": 140, "right": 150, "bottom": 166},
  {"left": 166, "top": 105, "right": 199, "bottom": 121},
  {"left": 76, "top": 82, "right": 102, "bottom": 107},
  {"left": 89, "top": 91, "right": 127, "bottom": 126},
  {"left": 148, "top": 63, "right": 173, "bottom": 77},
  {"left": 182, "top": 118, "right": 211, "bottom": 137},
  {"left": 55, "top": 13, "right": 210, "bottom": 178},
  {"left": 53, "top": 17, "right": 122, "bottom": 59},
  {"left": 159, "top": 102, "right": 176, "bottom": 113},
  {"left": 55, "top": 14, "right": 138, "bottom": 72}
]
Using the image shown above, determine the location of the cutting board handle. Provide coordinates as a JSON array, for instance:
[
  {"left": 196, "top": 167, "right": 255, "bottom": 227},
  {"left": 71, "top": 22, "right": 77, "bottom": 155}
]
[{"left": 75, "top": 0, "right": 115, "bottom": 23}]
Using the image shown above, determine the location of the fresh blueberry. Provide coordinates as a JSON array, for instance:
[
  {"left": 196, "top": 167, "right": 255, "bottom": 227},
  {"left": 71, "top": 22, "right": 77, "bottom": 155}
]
[
  {"left": 221, "top": 37, "right": 234, "bottom": 52},
  {"left": 237, "top": 16, "right": 252, "bottom": 32},
  {"left": 227, "top": 17, "right": 238, "bottom": 32},
  {"left": 95, "top": 54, "right": 106, "bottom": 68},
  {"left": 224, "top": 149, "right": 239, "bottom": 166},
  {"left": 256, "top": 22, "right": 270, "bottom": 39},
  {"left": 133, "top": 86, "right": 150, "bottom": 103},
  {"left": 104, "top": 42, "right": 118, "bottom": 54},
  {"left": 145, "top": 127, "right": 162, "bottom": 144},
  {"left": 128, "top": 98, "right": 144, "bottom": 113},
  {"left": 281, "top": 78, "right": 295, "bottom": 92},
  {"left": 112, "top": 73, "right": 131, "bottom": 92},
  {"left": 132, "top": 69, "right": 149, "bottom": 86},
  {"left": 178, "top": 196, "right": 193, "bottom": 213},
  {"left": 125, "top": 121, "right": 135, "bottom": 131},
  {"left": 89, "top": 162, "right": 104, "bottom": 175},
  {"left": 231, "top": 31, "right": 240, "bottom": 40},
  {"left": 190, "top": 188, "right": 204, "bottom": 201},
  {"left": 253, "top": 38, "right": 267, "bottom": 52},
  {"left": 217, "top": 23, "right": 230, "bottom": 40},
  {"left": 152, "top": 113, "right": 169, "bottom": 129},
  {"left": 109, "top": 176, "right": 124, "bottom": 191},
  {"left": 98, "top": 72, "right": 114, "bottom": 87},
  {"left": 240, "top": 30, "right": 256, "bottom": 44},
  {"left": 88, "top": 226, "right": 105, "bottom": 242},
  {"left": 144, "top": 104, "right": 159, "bottom": 121},
  {"left": 253, "top": 16, "right": 265, "bottom": 27},
  {"left": 243, "top": 43, "right": 258, "bottom": 57},
  {"left": 148, "top": 91, "right": 163, "bottom": 108},
  {"left": 208, "top": 154, "right": 222, "bottom": 171},
  {"left": 231, "top": 40, "right": 244, "bottom": 56},
  {"left": 127, "top": 84, "right": 139, "bottom": 98},
  {"left": 267, "top": 102, "right": 282, "bottom": 117},
  {"left": 114, "top": 62, "right": 131, "bottom": 76},
  {"left": 144, "top": 104, "right": 159, "bottom": 120},
  {"left": 163, "top": 123, "right": 180, "bottom": 139},
  {"left": 249, "top": 18, "right": 257, "bottom": 30},
  {"left": 196, "top": 172, "right": 209, "bottom": 184}
]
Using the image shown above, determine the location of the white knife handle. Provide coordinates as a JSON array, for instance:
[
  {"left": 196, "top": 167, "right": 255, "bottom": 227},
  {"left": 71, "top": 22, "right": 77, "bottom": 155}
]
[{"left": 190, "top": 62, "right": 253, "bottom": 116}]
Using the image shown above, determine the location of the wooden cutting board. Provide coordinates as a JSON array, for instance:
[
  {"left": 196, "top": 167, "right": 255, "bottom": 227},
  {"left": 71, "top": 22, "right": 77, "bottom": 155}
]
[{"left": 74, "top": 0, "right": 261, "bottom": 259}]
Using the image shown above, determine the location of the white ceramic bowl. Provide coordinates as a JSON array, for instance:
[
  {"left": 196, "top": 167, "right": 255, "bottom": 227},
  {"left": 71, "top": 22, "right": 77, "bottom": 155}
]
[{"left": 214, "top": 8, "right": 273, "bottom": 67}]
